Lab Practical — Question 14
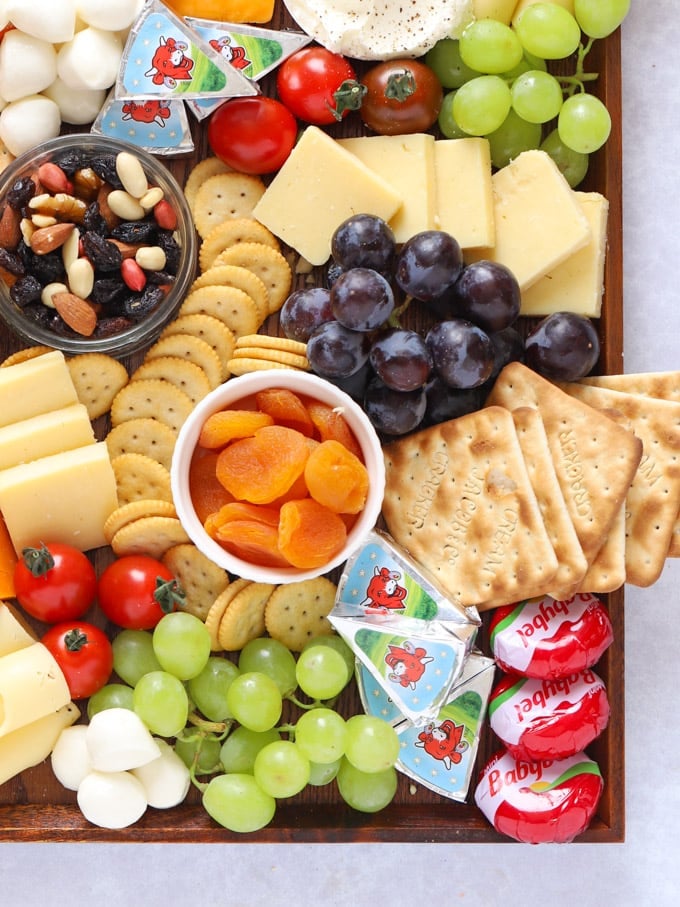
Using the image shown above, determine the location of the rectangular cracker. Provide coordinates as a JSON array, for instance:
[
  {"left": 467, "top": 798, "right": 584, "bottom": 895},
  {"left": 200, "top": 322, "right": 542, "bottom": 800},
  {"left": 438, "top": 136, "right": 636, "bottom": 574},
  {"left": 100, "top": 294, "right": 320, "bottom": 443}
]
[
  {"left": 486, "top": 362, "right": 642, "bottom": 564},
  {"left": 557, "top": 381, "right": 680, "bottom": 586},
  {"left": 381, "top": 405, "right": 558, "bottom": 609},
  {"left": 574, "top": 501, "right": 627, "bottom": 595}
]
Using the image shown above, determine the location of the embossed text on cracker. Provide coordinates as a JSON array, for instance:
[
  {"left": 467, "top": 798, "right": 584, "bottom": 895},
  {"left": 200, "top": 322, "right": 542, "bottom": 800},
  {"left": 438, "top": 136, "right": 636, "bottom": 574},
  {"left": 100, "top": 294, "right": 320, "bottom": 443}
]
[
  {"left": 442, "top": 469, "right": 485, "bottom": 565},
  {"left": 482, "top": 508, "right": 519, "bottom": 577},
  {"left": 405, "top": 449, "right": 448, "bottom": 529},
  {"left": 558, "top": 428, "right": 592, "bottom": 518}
]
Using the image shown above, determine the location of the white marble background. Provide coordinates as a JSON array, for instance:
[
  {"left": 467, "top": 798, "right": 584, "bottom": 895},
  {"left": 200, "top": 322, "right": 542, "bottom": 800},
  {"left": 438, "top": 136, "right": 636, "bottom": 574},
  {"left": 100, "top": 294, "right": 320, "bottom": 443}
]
[{"left": 2, "top": 3, "right": 679, "bottom": 904}]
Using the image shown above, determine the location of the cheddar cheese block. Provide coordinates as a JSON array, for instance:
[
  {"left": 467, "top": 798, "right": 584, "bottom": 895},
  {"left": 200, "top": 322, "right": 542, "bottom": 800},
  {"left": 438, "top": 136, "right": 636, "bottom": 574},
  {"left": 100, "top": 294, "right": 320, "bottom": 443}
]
[
  {"left": 0, "top": 642, "right": 71, "bottom": 738},
  {"left": 0, "top": 403, "right": 95, "bottom": 471},
  {"left": 434, "top": 137, "right": 495, "bottom": 249},
  {"left": 0, "top": 702, "right": 80, "bottom": 787},
  {"left": 0, "top": 602, "right": 35, "bottom": 657},
  {"left": 0, "top": 350, "right": 78, "bottom": 428}
]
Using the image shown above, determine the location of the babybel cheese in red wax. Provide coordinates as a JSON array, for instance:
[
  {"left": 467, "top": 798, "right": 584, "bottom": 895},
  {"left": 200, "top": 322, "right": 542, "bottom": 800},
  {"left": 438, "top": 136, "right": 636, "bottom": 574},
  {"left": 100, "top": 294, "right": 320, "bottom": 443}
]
[
  {"left": 489, "top": 593, "right": 613, "bottom": 680},
  {"left": 474, "top": 749, "right": 604, "bottom": 844},
  {"left": 488, "top": 669, "right": 610, "bottom": 762}
]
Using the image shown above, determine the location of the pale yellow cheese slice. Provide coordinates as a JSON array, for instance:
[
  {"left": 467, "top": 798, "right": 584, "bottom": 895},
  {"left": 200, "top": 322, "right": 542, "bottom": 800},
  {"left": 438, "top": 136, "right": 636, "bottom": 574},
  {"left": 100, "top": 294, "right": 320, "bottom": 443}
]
[
  {"left": 474, "top": 0, "right": 518, "bottom": 24},
  {"left": 0, "top": 351, "right": 78, "bottom": 429},
  {"left": 252, "top": 125, "right": 403, "bottom": 265},
  {"left": 433, "top": 137, "right": 495, "bottom": 249},
  {"left": 0, "top": 642, "right": 71, "bottom": 738},
  {"left": 472, "top": 149, "right": 592, "bottom": 290},
  {"left": 337, "top": 133, "right": 437, "bottom": 242},
  {"left": 0, "top": 602, "right": 36, "bottom": 658},
  {"left": 0, "top": 702, "right": 79, "bottom": 786},
  {"left": 0, "top": 442, "right": 118, "bottom": 553},
  {"left": 520, "top": 191, "right": 609, "bottom": 317},
  {"left": 0, "top": 403, "right": 95, "bottom": 471}
]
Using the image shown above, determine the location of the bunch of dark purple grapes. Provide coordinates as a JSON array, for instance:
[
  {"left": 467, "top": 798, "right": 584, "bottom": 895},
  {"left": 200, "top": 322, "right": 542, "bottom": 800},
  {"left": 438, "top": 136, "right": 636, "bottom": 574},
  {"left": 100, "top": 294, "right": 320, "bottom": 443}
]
[{"left": 279, "top": 214, "right": 599, "bottom": 437}]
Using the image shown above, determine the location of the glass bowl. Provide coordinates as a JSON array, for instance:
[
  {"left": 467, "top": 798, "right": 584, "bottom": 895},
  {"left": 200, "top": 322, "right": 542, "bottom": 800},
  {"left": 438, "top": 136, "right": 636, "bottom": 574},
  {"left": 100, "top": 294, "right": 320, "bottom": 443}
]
[{"left": 0, "top": 134, "right": 197, "bottom": 358}]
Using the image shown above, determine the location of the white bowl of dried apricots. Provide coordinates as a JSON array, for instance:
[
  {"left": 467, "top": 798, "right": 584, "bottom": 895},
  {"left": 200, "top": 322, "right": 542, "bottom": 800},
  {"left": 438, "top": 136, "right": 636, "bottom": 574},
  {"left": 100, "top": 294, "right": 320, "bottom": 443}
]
[{"left": 171, "top": 369, "right": 385, "bottom": 584}]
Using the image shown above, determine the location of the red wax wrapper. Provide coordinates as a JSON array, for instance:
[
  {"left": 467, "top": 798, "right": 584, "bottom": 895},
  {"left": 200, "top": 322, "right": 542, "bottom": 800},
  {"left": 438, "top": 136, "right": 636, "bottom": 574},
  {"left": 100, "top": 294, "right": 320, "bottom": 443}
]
[
  {"left": 474, "top": 749, "right": 604, "bottom": 844},
  {"left": 488, "top": 669, "right": 610, "bottom": 762},
  {"left": 489, "top": 593, "right": 613, "bottom": 680}
]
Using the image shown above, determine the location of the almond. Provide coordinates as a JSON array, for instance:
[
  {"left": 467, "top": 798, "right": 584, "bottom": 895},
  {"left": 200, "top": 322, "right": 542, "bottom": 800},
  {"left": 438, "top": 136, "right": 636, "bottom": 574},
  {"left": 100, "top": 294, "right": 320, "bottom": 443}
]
[
  {"left": 0, "top": 205, "right": 21, "bottom": 250},
  {"left": 30, "top": 222, "right": 76, "bottom": 255},
  {"left": 109, "top": 238, "right": 143, "bottom": 260},
  {"left": 52, "top": 291, "right": 98, "bottom": 336}
]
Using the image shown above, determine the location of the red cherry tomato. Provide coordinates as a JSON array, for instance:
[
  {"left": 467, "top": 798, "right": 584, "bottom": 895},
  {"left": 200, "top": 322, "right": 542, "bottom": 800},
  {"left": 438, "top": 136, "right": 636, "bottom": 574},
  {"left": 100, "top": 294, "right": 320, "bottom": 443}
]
[
  {"left": 13, "top": 542, "right": 97, "bottom": 623},
  {"left": 276, "top": 47, "right": 360, "bottom": 125},
  {"left": 360, "top": 59, "right": 443, "bottom": 135},
  {"left": 207, "top": 96, "right": 298, "bottom": 174},
  {"left": 97, "top": 555, "right": 185, "bottom": 630},
  {"left": 42, "top": 621, "right": 113, "bottom": 700}
]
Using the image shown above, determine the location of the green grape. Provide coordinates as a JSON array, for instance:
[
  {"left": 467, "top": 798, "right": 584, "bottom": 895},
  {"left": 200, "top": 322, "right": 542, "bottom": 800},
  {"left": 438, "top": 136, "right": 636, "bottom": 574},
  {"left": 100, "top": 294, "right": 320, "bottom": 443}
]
[
  {"left": 202, "top": 773, "right": 276, "bottom": 833},
  {"left": 452, "top": 75, "right": 512, "bottom": 136},
  {"left": 226, "top": 671, "right": 282, "bottom": 732},
  {"left": 558, "top": 93, "right": 611, "bottom": 154},
  {"left": 438, "top": 91, "right": 468, "bottom": 139},
  {"left": 295, "top": 646, "right": 349, "bottom": 700},
  {"left": 487, "top": 108, "right": 543, "bottom": 169},
  {"left": 133, "top": 670, "right": 189, "bottom": 737},
  {"left": 220, "top": 726, "right": 281, "bottom": 773},
  {"left": 459, "top": 19, "right": 523, "bottom": 74},
  {"left": 541, "top": 127, "right": 589, "bottom": 187},
  {"left": 574, "top": 0, "right": 630, "bottom": 39},
  {"left": 344, "top": 714, "right": 400, "bottom": 774},
  {"left": 152, "top": 611, "right": 211, "bottom": 681},
  {"left": 294, "top": 707, "right": 347, "bottom": 764},
  {"left": 302, "top": 634, "right": 355, "bottom": 679},
  {"left": 187, "top": 656, "right": 240, "bottom": 722},
  {"left": 87, "top": 682, "right": 134, "bottom": 719},
  {"left": 425, "top": 38, "right": 478, "bottom": 89},
  {"left": 308, "top": 758, "right": 342, "bottom": 786},
  {"left": 253, "top": 740, "right": 310, "bottom": 798},
  {"left": 112, "top": 628, "right": 161, "bottom": 687},
  {"left": 336, "top": 759, "right": 398, "bottom": 813},
  {"left": 511, "top": 70, "right": 563, "bottom": 123},
  {"left": 514, "top": 3, "right": 582, "bottom": 60},
  {"left": 238, "top": 637, "right": 297, "bottom": 696},
  {"left": 175, "top": 733, "right": 222, "bottom": 774}
]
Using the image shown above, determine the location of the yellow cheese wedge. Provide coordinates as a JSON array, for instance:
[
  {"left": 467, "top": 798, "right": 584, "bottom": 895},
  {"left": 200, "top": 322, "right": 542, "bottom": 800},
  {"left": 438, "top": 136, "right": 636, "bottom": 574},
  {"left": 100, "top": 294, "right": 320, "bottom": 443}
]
[
  {"left": 0, "top": 602, "right": 36, "bottom": 658},
  {"left": 473, "top": 149, "right": 592, "bottom": 290},
  {"left": 252, "top": 126, "right": 403, "bottom": 266},
  {"left": 520, "top": 191, "right": 609, "bottom": 317},
  {"left": 0, "top": 442, "right": 118, "bottom": 554},
  {"left": 337, "top": 133, "right": 437, "bottom": 242},
  {"left": 0, "top": 351, "right": 78, "bottom": 429},
  {"left": 0, "top": 702, "right": 79, "bottom": 787},
  {"left": 0, "top": 403, "right": 95, "bottom": 471},
  {"left": 473, "top": 0, "right": 519, "bottom": 24},
  {"left": 0, "top": 642, "right": 71, "bottom": 738},
  {"left": 434, "top": 137, "right": 495, "bottom": 249}
]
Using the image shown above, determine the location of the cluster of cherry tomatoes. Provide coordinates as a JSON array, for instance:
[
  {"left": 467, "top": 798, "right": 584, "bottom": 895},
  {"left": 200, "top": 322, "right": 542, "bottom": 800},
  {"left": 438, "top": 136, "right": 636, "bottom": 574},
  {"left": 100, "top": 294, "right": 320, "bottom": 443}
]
[{"left": 207, "top": 47, "right": 444, "bottom": 174}]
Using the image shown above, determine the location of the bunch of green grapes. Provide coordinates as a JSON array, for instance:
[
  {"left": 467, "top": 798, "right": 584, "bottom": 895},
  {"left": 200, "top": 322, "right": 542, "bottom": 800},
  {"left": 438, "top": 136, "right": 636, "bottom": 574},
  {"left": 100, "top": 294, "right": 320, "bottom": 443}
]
[
  {"left": 91, "top": 619, "right": 401, "bottom": 834},
  {"left": 427, "top": 0, "right": 630, "bottom": 183}
]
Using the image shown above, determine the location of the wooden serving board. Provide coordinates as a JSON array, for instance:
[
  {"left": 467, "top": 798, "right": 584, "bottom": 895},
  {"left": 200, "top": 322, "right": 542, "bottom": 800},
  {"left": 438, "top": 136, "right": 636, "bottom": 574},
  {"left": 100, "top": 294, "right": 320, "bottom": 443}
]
[{"left": 0, "top": 7, "right": 624, "bottom": 843}]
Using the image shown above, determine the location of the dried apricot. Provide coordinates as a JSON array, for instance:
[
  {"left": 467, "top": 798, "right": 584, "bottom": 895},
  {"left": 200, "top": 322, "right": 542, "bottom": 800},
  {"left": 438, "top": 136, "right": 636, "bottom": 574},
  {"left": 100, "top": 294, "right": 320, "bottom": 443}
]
[
  {"left": 198, "top": 408, "right": 274, "bottom": 449},
  {"left": 215, "top": 424, "right": 310, "bottom": 505},
  {"left": 304, "top": 439, "right": 369, "bottom": 514},
  {"left": 215, "top": 519, "right": 290, "bottom": 569},
  {"left": 255, "top": 388, "right": 315, "bottom": 437},
  {"left": 305, "top": 400, "right": 363, "bottom": 460},
  {"left": 278, "top": 498, "right": 347, "bottom": 569},
  {"left": 189, "top": 448, "right": 234, "bottom": 523}
]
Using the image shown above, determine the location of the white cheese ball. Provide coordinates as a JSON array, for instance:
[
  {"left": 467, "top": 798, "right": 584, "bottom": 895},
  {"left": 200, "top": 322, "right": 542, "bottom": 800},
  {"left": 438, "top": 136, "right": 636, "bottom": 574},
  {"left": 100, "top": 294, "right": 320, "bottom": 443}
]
[
  {"left": 0, "top": 30, "right": 58, "bottom": 103},
  {"left": 77, "top": 770, "right": 148, "bottom": 830},
  {"left": 42, "top": 78, "right": 106, "bottom": 125},
  {"left": 0, "top": 95, "right": 61, "bottom": 156},
  {"left": 131, "top": 739, "right": 191, "bottom": 809},
  {"left": 4, "top": 0, "right": 77, "bottom": 43},
  {"left": 86, "top": 707, "right": 161, "bottom": 772},
  {"left": 75, "top": 0, "right": 140, "bottom": 31},
  {"left": 50, "top": 725, "right": 92, "bottom": 792},
  {"left": 56, "top": 27, "right": 123, "bottom": 91}
]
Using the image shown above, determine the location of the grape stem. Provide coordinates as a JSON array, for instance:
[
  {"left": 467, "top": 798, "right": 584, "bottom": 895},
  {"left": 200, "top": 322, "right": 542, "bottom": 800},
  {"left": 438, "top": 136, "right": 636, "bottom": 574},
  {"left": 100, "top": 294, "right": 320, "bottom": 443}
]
[
  {"left": 284, "top": 691, "right": 336, "bottom": 711},
  {"left": 186, "top": 710, "right": 233, "bottom": 738},
  {"left": 387, "top": 294, "right": 413, "bottom": 328},
  {"left": 556, "top": 37, "right": 600, "bottom": 97}
]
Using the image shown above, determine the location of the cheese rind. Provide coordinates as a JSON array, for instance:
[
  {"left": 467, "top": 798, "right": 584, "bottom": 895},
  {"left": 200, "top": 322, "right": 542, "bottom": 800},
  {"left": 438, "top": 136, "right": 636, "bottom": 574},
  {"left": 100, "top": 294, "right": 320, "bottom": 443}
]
[
  {"left": 337, "top": 133, "right": 437, "bottom": 242},
  {"left": 0, "top": 442, "right": 118, "bottom": 553},
  {"left": 0, "top": 642, "right": 72, "bottom": 738},
  {"left": 253, "top": 126, "right": 403, "bottom": 265},
  {"left": 434, "top": 137, "right": 495, "bottom": 249},
  {"left": 0, "top": 351, "right": 78, "bottom": 428},
  {"left": 476, "top": 150, "right": 592, "bottom": 290},
  {"left": 0, "top": 403, "right": 95, "bottom": 471},
  {"left": 0, "top": 702, "right": 79, "bottom": 786},
  {"left": 520, "top": 191, "right": 609, "bottom": 317}
]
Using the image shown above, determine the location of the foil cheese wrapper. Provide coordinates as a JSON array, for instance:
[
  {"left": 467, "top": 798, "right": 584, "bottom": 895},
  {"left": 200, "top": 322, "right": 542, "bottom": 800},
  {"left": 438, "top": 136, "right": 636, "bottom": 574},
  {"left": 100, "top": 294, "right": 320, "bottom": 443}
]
[{"left": 92, "top": 91, "right": 194, "bottom": 155}]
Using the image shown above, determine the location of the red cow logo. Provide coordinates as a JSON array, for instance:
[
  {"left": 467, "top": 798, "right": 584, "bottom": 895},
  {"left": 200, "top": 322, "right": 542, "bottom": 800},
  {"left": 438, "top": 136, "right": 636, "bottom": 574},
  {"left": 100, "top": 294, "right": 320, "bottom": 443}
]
[
  {"left": 121, "top": 100, "right": 172, "bottom": 127},
  {"left": 385, "top": 641, "right": 433, "bottom": 690},
  {"left": 145, "top": 36, "right": 194, "bottom": 89},
  {"left": 415, "top": 720, "right": 469, "bottom": 771},
  {"left": 209, "top": 36, "right": 250, "bottom": 71},
  {"left": 360, "top": 566, "right": 408, "bottom": 612}
]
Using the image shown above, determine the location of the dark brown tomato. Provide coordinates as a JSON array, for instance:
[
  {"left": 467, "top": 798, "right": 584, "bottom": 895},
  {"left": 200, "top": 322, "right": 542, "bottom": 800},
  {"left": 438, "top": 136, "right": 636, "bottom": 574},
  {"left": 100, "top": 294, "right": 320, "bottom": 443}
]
[{"left": 360, "top": 60, "right": 443, "bottom": 135}]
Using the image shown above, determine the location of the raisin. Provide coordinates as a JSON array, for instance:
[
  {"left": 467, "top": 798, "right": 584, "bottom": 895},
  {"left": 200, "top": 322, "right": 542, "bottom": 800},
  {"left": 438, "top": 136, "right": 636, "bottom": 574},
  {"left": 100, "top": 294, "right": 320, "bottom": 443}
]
[
  {"left": 0, "top": 247, "right": 26, "bottom": 276},
  {"left": 110, "top": 220, "right": 157, "bottom": 244},
  {"left": 146, "top": 269, "right": 176, "bottom": 286},
  {"left": 53, "top": 149, "right": 89, "bottom": 176},
  {"left": 123, "top": 285, "right": 165, "bottom": 319},
  {"left": 10, "top": 274, "right": 42, "bottom": 307},
  {"left": 82, "top": 201, "right": 109, "bottom": 236},
  {"left": 7, "top": 176, "right": 37, "bottom": 211},
  {"left": 82, "top": 231, "right": 122, "bottom": 271},
  {"left": 24, "top": 249, "right": 65, "bottom": 285},
  {"left": 155, "top": 230, "right": 181, "bottom": 273},
  {"left": 91, "top": 277, "right": 129, "bottom": 310},
  {"left": 90, "top": 154, "right": 124, "bottom": 190},
  {"left": 94, "top": 314, "right": 135, "bottom": 337}
]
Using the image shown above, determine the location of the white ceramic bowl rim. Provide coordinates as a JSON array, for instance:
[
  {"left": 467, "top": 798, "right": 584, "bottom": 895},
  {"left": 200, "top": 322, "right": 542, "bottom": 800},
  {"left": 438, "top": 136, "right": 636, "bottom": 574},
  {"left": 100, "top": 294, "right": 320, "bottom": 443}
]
[{"left": 170, "top": 369, "right": 386, "bottom": 584}]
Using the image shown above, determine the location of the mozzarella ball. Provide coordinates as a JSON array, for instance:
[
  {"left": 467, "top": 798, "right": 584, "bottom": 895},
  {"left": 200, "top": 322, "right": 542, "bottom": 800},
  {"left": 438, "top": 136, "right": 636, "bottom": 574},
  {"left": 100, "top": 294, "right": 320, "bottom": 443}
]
[
  {"left": 75, "top": 0, "right": 140, "bottom": 31},
  {"left": 50, "top": 725, "right": 92, "bottom": 792},
  {"left": 86, "top": 707, "right": 161, "bottom": 772},
  {"left": 42, "top": 78, "right": 106, "bottom": 125},
  {"left": 57, "top": 27, "right": 123, "bottom": 91},
  {"left": 0, "top": 31, "right": 58, "bottom": 103},
  {"left": 0, "top": 96, "right": 61, "bottom": 156},
  {"left": 4, "top": 0, "right": 77, "bottom": 43},
  {"left": 131, "top": 739, "right": 191, "bottom": 809},
  {"left": 77, "top": 771, "right": 148, "bottom": 829}
]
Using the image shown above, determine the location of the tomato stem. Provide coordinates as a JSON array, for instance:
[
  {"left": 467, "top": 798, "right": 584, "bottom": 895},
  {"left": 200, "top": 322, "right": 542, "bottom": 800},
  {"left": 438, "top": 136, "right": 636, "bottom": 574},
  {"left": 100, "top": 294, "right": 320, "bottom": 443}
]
[
  {"left": 21, "top": 542, "right": 55, "bottom": 577},
  {"left": 331, "top": 79, "right": 367, "bottom": 120},
  {"left": 154, "top": 576, "right": 187, "bottom": 613},
  {"left": 63, "top": 628, "right": 88, "bottom": 651},
  {"left": 384, "top": 69, "right": 417, "bottom": 103}
]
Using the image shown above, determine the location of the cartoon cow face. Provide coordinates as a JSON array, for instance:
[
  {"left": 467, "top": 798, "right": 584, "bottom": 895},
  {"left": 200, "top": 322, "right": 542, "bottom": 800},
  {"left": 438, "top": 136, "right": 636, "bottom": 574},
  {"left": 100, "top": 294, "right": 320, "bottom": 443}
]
[
  {"left": 360, "top": 566, "right": 408, "bottom": 612},
  {"left": 415, "top": 719, "right": 469, "bottom": 771},
  {"left": 384, "top": 641, "right": 433, "bottom": 690},
  {"left": 145, "top": 36, "right": 194, "bottom": 89}
]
